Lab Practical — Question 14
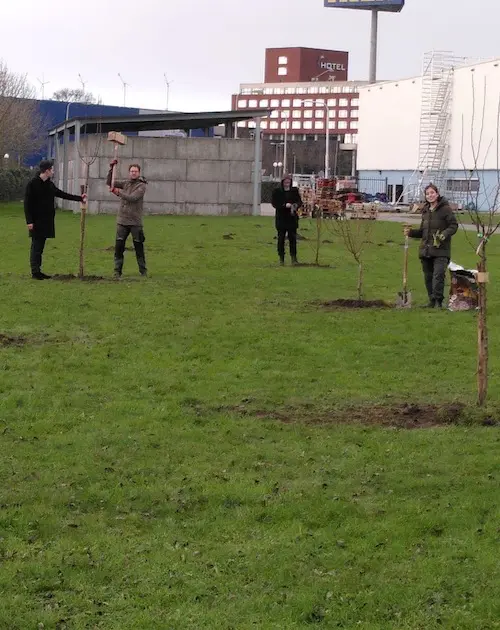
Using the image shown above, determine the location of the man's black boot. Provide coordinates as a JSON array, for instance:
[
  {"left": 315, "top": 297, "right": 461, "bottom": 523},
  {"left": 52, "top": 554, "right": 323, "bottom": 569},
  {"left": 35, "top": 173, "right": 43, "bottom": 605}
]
[
  {"left": 114, "top": 239, "right": 125, "bottom": 278},
  {"left": 133, "top": 241, "right": 147, "bottom": 276}
]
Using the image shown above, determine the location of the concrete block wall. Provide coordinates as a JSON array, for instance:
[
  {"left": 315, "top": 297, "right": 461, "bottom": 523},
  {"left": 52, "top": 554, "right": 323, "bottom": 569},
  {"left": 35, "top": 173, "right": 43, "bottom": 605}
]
[{"left": 67, "top": 135, "right": 256, "bottom": 216}]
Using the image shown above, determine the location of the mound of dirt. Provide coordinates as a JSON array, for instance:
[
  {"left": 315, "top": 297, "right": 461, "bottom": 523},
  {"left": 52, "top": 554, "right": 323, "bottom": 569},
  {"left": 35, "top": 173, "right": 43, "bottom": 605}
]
[
  {"left": 218, "top": 401, "right": 475, "bottom": 429},
  {"left": 51, "top": 274, "right": 106, "bottom": 282},
  {"left": 321, "top": 299, "right": 391, "bottom": 309},
  {"left": 0, "top": 333, "right": 27, "bottom": 347}
]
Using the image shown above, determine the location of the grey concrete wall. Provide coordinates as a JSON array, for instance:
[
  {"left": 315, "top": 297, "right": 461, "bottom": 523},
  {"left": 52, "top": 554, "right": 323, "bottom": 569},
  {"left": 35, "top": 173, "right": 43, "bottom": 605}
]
[{"left": 66, "top": 135, "right": 256, "bottom": 216}]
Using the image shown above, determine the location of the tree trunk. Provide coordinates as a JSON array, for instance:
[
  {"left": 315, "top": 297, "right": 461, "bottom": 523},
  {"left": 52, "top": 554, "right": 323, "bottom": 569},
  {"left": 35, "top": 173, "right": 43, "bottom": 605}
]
[
  {"left": 78, "top": 176, "right": 88, "bottom": 279},
  {"left": 477, "top": 253, "right": 488, "bottom": 406},
  {"left": 357, "top": 261, "right": 363, "bottom": 302},
  {"left": 315, "top": 209, "right": 322, "bottom": 266}
]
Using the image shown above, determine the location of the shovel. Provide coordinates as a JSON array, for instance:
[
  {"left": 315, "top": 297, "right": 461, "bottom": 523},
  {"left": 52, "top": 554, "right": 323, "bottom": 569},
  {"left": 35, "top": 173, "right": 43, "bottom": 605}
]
[{"left": 396, "top": 233, "right": 412, "bottom": 308}]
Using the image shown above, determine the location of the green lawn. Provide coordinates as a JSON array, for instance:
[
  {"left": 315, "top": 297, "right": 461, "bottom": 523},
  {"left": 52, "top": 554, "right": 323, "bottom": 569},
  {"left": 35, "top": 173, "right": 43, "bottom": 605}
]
[{"left": 1, "top": 202, "right": 500, "bottom": 629}]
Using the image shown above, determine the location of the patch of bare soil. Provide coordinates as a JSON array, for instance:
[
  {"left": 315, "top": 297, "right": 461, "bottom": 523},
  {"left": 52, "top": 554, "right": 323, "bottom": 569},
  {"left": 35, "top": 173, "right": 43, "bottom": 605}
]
[
  {"left": 51, "top": 274, "right": 106, "bottom": 282},
  {"left": 220, "top": 402, "right": 475, "bottom": 429},
  {"left": 0, "top": 333, "right": 28, "bottom": 347},
  {"left": 320, "top": 299, "right": 391, "bottom": 309}
]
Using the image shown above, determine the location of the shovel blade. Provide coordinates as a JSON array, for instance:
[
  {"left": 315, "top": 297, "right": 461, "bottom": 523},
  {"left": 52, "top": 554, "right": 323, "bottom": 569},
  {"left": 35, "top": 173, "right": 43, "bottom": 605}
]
[{"left": 396, "top": 290, "right": 412, "bottom": 308}]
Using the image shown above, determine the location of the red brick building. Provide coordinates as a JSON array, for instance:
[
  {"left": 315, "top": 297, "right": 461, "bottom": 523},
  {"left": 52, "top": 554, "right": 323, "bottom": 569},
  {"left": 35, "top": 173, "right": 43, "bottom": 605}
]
[{"left": 231, "top": 47, "right": 366, "bottom": 175}]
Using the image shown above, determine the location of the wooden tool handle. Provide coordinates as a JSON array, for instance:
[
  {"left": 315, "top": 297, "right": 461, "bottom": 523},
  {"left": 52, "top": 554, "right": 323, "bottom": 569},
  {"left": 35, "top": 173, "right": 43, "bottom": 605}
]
[{"left": 403, "top": 235, "right": 409, "bottom": 292}]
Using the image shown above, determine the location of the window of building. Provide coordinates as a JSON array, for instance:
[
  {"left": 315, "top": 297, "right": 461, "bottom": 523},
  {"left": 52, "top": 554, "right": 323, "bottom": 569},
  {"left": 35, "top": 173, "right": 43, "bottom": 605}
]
[
  {"left": 270, "top": 121, "right": 279, "bottom": 129},
  {"left": 248, "top": 121, "right": 256, "bottom": 128},
  {"left": 285, "top": 87, "right": 296, "bottom": 94},
  {"left": 278, "top": 67, "right": 288, "bottom": 76},
  {"left": 282, "top": 99, "right": 290, "bottom": 107},
  {"left": 351, "top": 109, "right": 359, "bottom": 118},
  {"left": 351, "top": 134, "right": 358, "bottom": 143},
  {"left": 264, "top": 88, "right": 273, "bottom": 95},
  {"left": 270, "top": 111, "right": 279, "bottom": 118},
  {"left": 281, "top": 121, "right": 289, "bottom": 129},
  {"left": 292, "top": 121, "right": 301, "bottom": 130},
  {"left": 315, "top": 109, "right": 324, "bottom": 118},
  {"left": 307, "top": 86, "right": 319, "bottom": 94},
  {"left": 327, "top": 98, "right": 337, "bottom": 106},
  {"left": 328, "top": 121, "right": 336, "bottom": 130},
  {"left": 270, "top": 99, "right": 280, "bottom": 107},
  {"left": 304, "top": 121, "right": 313, "bottom": 129},
  {"left": 350, "top": 121, "right": 358, "bottom": 129},
  {"left": 281, "top": 110, "right": 290, "bottom": 118},
  {"left": 261, "top": 121, "right": 268, "bottom": 129},
  {"left": 339, "top": 110, "right": 348, "bottom": 118},
  {"left": 293, "top": 99, "right": 302, "bottom": 107},
  {"left": 248, "top": 99, "right": 257, "bottom": 107},
  {"left": 342, "top": 86, "right": 353, "bottom": 93},
  {"left": 304, "top": 109, "right": 313, "bottom": 118},
  {"left": 259, "top": 99, "right": 269, "bottom": 107},
  {"left": 328, "top": 109, "right": 336, "bottom": 118},
  {"left": 333, "top": 86, "right": 341, "bottom": 93},
  {"left": 237, "top": 99, "right": 247, "bottom": 108},
  {"left": 237, "top": 121, "right": 246, "bottom": 128},
  {"left": 315, "top": 121, "right": 325, "bottom": 130},
  {"left": 278, "top": 56, "right": 288, "bottom": 65},
  {"left": 315, "top": 99, "right": 325, "bottom": 105},
  {"left": 339, "top": 98, "right": 349, "bottom": 107},
  {"left": 319, "top": 87, "right": 328, "bottom": 94},
  {"left": 446, "top": 178, "right": 480, "bottom": 192},
  {"left": 351, "top": 98, "right": 359, "bottom": 106},
  {"left": 338, "top": 121, "right": 348, "bottom": 129},
  {"left": 292, "top": 110, "right": 302, "bottom": 118}
]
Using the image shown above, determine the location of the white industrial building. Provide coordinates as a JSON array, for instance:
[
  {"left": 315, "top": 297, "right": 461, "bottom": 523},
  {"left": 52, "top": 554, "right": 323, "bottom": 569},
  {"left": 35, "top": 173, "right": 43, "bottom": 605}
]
[{"left": 356, "top": 52, "right": 500, "bottom": 210}]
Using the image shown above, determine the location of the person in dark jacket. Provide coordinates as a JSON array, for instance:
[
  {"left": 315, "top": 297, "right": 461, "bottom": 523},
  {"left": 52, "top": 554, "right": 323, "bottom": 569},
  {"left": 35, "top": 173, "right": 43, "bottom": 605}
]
[
  {"left": 404, "top": 184, "right": 458, "bottom": 308},
  {"left": 271, "top": 174, "right": 303, "bottom": 265},
  {"left": 24, "top": 160, "right": 86, "bottom": 279}
]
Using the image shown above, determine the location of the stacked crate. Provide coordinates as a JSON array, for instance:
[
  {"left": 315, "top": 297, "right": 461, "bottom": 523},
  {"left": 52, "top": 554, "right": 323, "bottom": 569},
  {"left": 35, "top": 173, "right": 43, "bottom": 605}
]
[
  {"left": 347, "top": 202, "right": 379, "bottom": 220},
  {"left": 299, "top": 186, "right": 315, "bottom": 217}
]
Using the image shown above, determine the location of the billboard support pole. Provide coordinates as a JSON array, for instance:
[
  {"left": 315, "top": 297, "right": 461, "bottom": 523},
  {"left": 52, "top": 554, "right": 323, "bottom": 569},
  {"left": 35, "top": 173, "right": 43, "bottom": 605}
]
[{"left": 369, "top": 9, "right": 378, "bottom": 83}]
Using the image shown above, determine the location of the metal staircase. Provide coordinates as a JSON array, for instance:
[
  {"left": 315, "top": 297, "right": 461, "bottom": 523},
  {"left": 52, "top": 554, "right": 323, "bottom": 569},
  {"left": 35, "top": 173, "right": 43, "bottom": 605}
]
[{"left": 403, "top": 51, "right": 457, "bottom": 203}]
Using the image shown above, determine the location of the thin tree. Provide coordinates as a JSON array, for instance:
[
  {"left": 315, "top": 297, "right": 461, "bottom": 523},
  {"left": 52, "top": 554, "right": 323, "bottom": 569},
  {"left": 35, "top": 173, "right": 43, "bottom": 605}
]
[
  {"left": 0, "top": 61, "right": 45, "bottom": 161},
  {"left": 327, "top": 209, "right": 375, "bottom": 301},
  {"left": 458, "top": 73, "right": 500, "bottom": 406},
  {"left": 76, "top": 127, "right": 102, "bottom": 278}
]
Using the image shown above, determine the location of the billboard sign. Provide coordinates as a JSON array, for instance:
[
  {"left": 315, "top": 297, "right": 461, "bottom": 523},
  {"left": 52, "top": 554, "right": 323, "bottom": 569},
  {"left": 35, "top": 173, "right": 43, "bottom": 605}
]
[{"left": 324, "top": 0, "right": 404, "bottom": 12}]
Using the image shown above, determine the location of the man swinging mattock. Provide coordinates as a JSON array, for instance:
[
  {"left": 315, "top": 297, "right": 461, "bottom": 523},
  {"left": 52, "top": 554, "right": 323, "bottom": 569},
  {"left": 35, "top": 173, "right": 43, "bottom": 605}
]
[{"left": 106, "top": 131, "right": 148, "bottom": 278}]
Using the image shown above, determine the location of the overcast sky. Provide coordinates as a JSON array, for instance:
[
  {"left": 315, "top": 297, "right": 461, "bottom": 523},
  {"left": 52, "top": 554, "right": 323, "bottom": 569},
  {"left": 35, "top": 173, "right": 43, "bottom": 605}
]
[{"left": 1, "top": 0, "right": 498, "bottom": 112}]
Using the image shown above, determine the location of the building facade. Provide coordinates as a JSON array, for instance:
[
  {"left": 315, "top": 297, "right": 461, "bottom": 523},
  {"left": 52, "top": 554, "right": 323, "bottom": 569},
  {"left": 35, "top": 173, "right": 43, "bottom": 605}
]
[
  {"left": 356, "top": 54, "right": 500, "bottom": 209},
  {"left": 231, "top": 47, "right": 366, "bottom": 177}
]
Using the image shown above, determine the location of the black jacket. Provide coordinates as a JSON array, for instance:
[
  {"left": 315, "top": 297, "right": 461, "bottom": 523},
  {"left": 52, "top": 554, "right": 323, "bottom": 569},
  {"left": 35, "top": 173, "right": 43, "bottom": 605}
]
[
  {"left": 24, "top": 176, "right": 83, "bottom": 239},
  {"left": 271, "top": 181, "right": 303, "bottom": 231},
  {"left": 409, "top": 196, "right": 458, "bottom": 258}
]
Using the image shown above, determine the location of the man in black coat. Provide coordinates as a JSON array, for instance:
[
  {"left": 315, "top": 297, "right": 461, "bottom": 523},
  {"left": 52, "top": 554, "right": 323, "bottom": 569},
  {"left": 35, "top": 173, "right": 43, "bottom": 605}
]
[
  {"left": 271, "top": 174, "right": 303, "bottom": 266},
  {"left": 24, "top": 160, "right": 86, "bottom": 279}
]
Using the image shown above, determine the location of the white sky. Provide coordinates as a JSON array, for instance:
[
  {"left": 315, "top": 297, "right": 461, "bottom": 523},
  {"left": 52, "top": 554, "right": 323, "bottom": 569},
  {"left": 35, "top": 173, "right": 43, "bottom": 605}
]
[{"left": 1, "top": 0, "right": 499, "bottom": 112}]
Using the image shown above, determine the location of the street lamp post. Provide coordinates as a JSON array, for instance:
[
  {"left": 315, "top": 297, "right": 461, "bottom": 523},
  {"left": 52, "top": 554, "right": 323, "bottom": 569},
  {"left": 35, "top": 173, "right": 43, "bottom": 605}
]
[
  {"left": 283, "top": 111, "right": 289, "bottom": 175},
  {"left": 301, "top": 99, "right": 331, "bottom": 178}
]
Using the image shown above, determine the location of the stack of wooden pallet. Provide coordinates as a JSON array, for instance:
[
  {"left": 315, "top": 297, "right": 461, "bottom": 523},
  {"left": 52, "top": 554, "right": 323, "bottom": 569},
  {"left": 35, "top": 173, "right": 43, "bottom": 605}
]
[
  {"left": 298, "top": 186, "right": 315, "bottom": 217},
  {"left": 347, "top": 202, "right": 379, "bottom": 220}
]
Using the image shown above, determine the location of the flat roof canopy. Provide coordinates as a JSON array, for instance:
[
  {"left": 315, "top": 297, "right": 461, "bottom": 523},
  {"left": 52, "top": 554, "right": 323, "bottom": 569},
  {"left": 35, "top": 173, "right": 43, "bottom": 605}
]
[{"left": 48, "top": 109, "right": 272, "bottom": 135}]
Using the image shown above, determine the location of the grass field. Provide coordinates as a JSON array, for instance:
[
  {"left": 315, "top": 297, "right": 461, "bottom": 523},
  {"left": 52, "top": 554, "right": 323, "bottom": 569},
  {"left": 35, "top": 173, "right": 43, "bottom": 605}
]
[{"left": 1, "top": 202, "right": 500, "bottom": 629}]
